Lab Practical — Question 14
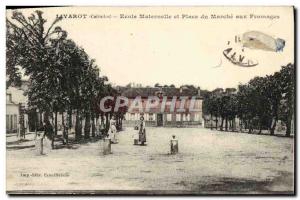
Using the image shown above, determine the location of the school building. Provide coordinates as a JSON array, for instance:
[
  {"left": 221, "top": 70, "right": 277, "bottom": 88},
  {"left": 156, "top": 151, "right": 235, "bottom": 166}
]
[{"left": 120, "top": 86, "right": 204, "bottom": 127}]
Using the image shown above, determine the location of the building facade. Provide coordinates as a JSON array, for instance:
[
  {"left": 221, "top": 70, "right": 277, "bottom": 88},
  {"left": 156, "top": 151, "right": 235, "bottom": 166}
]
[
  {"left": 121, "top": 86, "right": 204, "bottom": 127},
  {"left": 6, "top": 81, "right": 28, "bottom": 133}
]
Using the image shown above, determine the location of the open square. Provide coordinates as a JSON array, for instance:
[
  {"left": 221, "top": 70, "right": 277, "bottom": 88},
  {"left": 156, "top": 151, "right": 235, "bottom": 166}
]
[{"left": 7, "top": 127, "right": 294, "bottom": 194}]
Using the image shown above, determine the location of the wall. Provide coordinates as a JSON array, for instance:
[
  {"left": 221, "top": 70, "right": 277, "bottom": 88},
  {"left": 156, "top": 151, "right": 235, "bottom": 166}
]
[{"left": 6, "top": 86, "right": 27, "bottom": 133}]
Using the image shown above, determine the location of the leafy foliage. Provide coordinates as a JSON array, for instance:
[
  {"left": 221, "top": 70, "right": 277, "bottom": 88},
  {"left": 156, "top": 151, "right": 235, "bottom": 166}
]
[
  {"left": 203, "top": 63, "right": 294, "bottom": 136},
  {"left": 6, "top": 10, "right": 127, "bottom": 141}
]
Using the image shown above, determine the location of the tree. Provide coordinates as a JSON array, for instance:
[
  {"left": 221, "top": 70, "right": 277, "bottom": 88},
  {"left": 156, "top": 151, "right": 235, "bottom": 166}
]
[
  {"left": 202, "top": 92, "right": 213, "bottom": 129},
  {"left": 278, "top": 63, "right": 294, "bottom": 136},
  {"left": 7, "top": 10, "right": 67, "bottom": 145},
  {"left": 227, "top": 94, "right": 237, "bottom": 131},
  {"left": 154, "top": 83, "right": 161, "bottom": 87},
  {"left": 248, "top": 77, "right": 272, "bottom": 134},
  {"left": 263, "top": 73, "right": 282, "bottom": 135},
  {"left": 203, "top": 63, "right": 294, "bottom": 137},
  {"left": 6, "top": 10, "right": 118, "bottom": 144}
]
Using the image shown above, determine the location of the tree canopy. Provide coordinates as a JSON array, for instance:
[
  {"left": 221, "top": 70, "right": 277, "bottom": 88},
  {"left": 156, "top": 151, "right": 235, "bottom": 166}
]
[
  {"left": 203, "top": 63, "right": 294, "bottom": 136},
  {"left": 6, "top": 10, "right": 127, "bottom": 142}
]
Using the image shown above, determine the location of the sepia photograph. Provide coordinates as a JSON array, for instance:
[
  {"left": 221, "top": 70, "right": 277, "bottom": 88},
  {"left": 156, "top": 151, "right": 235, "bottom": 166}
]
[{"left": 5, "top": 6, "right": 295, "bottom": 195}]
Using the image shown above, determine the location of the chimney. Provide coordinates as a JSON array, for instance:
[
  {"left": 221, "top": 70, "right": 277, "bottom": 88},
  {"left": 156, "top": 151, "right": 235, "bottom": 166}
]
[{"left": 197, "top": 87, "right": 201, "bottom": 96}]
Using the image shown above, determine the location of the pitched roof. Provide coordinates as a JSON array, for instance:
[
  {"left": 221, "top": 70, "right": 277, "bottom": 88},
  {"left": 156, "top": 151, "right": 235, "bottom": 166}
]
[{"left": 120, "top": 87, "right": 202, "bottom": 98}]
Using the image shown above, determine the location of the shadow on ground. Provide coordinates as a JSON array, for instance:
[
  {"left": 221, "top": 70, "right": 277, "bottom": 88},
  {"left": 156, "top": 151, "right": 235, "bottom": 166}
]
[
  {"left": 6, "top": 139, "right": 31, "bottom": 146},
  {"left": 191, "top": 171, "right": 294, "bottom": 194},
  {"left": 7, "top": 145, "right": 35, "bottom": 150}
]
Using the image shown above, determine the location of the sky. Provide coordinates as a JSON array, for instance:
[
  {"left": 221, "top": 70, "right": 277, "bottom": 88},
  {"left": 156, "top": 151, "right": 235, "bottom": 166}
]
[{"left": 7, "top": 6, "right": 294, "bottom": 90}]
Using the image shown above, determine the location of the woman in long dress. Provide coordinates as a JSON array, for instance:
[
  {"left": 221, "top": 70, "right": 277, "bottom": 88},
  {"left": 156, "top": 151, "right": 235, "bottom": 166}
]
[
  {"left": 108, "top": 116, "right": 117, "bottom": 143},
  {"left": 139, "top": 116, "right": 146, "bottom": 145}
]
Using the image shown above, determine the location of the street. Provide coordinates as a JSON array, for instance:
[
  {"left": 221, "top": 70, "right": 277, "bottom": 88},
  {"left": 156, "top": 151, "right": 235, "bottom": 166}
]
[{"left": 6, "top": 127, "right": 294, "bottom": 194}]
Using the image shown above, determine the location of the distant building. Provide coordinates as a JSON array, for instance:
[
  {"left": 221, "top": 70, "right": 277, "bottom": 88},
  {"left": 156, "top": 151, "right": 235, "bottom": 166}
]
[
  {"left": 6, "top": 81, "right": 204, "bottom": 133},
  {"left": 225, "top": 88, "right": 237, "bottom": 95},
  {"left": 6, "top": 81, "right": 28, "bottom": 133},
  {"left": 212, "top": 88, "right": 224, "bottom": 95},
  {"left": 120, "top": 86, "right": 204, "bottom": 127}
]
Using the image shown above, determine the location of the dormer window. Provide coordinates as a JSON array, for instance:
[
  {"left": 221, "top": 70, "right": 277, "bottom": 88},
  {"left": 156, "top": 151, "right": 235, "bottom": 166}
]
[{"left": 6, "top": 94, "right": 12, "bottom": 103}]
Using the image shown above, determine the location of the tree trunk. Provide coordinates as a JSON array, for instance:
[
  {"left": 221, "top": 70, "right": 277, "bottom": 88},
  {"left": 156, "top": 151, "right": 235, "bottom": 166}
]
[
  {"left": 285, "top": 105, "right": 293, "bottom": 137},
  {"left": 39, "top": 112, "right": 43, "bottom": 127},
  {"left": 225, "top": 117, "right": 228, "bottom": 131},
  {"left": 51, "top": 113, "right": 54, "bottom": 128},
  {"left": 62, "top": 112, "right": 69, "bottom": 144},
  {"left": 248, "top": 120, "right": 252, "bottom": 134},
  {"left": 120, "top": 115, "right": 123, "bottom": 131},
  {"left": 44, "top": 112, "right": 55, "bottom": 149},
  {"left": 220, "top": 117, "right": 224, "bottom": 131},
  {"left": 101, "top": 114, "right": 104, "bottom": 124},
  {"left": 118, "top": 117, "right": 121, "bottom": 131},
  {"left": 95, "top": 115, "right": 100, "bottom": 136},
  {"left": 61, "top": 112, "right": 66, "bottom": 144},
  {"left": 54, "top": 111, "right": 58, "bottom": 136},
  {"left": 91, "top": 113, "right": 95, "bottom": 137},
  {"left": 120, "top": 116, "right": 123, "bottom": 130},
  {"left": 232, "top": 119, "right": 236, "bottom": 132},
  {"left": 210, "top": 114, "right": 213, "bottom": 130},
  {"left": 239, "top": 120, "right": 243, "bottom": 132},
  {"left": 258, "top": 122, "right": 262, "bottom": 134},
  {"left": 270, "top": 118, "right": 277, "bottom": 136},
  {"left": 105, "top": 113, "right": 109, "bottom": 132},
  {"left": 68, "top": 109, "right": 72, "bottom": 129},
  {"left": 84, "top": 112, "right": 91, "bottom": 139},
  {"left": 117, "top": 116, "right": 121, "bottom": 131},
  {"left": 116, "top": 116, "right": 119, "bottom": 130},
  {"left": 215, "top": 116, "right": 218, "bottom": 130},
  {"left": 35, "top": 112, "right": 38, "bottom": 133},
  {"left": 285, "top": 118, "right": 291, "bottom": 137},
  {"left": 75, "top": 109, "right": 81, "bottom": 141}
]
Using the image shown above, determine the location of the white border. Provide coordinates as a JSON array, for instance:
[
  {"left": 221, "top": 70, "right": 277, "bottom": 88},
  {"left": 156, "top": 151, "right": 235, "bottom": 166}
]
[{"left": 0, "top": 1, "right": 298, "bottom": 199}]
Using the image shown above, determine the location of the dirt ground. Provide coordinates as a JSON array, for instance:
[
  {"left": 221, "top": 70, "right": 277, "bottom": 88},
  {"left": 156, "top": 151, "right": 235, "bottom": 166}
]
[{"left": 6, "top": 127, "right": 294, "bottom": 194}]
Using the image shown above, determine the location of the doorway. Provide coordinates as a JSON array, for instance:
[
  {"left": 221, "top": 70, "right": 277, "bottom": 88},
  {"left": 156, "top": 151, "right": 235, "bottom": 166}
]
[{"left": 157, "top": 114, "right": 163, "bottom": 126}]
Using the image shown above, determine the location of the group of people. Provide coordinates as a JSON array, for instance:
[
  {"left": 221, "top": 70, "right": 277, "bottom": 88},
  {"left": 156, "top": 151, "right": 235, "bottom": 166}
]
[
  {"left": 35, "top": 113, "right": 147, "bottom": 146},
  {"left": 107, "top": 115, "right": 147, "bottom": 145}
]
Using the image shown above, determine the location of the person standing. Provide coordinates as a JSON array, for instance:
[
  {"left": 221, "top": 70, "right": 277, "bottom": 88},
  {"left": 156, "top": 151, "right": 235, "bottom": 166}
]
[
  {"left": 108, "top": 116, "right": 117, "bottom": 143},
  {"left": 139, "top": 116, "right": 146, "bottom": 145},
  {"left": 99, "top": 122, "right": 106, "bottom": 138},
  {"left": 44, "top": 120, "right": 54, "bottom": 149}
]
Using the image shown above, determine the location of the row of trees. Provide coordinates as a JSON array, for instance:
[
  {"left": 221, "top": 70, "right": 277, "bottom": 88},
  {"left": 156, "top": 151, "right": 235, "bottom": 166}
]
[
  {"left": 6, "top": 10, "right": 127, "bottom": 143},
  {"left": 203, "top": 63, "right": 294, "bottom": 137}
]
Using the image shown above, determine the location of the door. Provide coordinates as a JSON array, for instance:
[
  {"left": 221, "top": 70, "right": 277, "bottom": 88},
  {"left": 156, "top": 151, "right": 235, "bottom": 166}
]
[{"left": 157, "top": 114, "right": 163, "bottom": 126}]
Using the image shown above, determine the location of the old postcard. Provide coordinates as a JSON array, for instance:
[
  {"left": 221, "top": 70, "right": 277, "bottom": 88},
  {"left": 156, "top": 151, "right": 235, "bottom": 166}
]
[{"left": 6, "top": 6, "right": 295, "bottom": 195}]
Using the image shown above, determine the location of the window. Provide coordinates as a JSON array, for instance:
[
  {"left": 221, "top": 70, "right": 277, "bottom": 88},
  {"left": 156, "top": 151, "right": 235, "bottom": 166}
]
[
  {"left": 194, "top": 113, "right": 200, "bottom": 121},
  {"left": 10, "top": 115, "right": 13, "bottom": 130},
  {"left": 125, "top": 113, "right": 129, "bottom": 120},
  {"left": 167, "top": 114, "right": 172, "bottom": 121},
  {"left": 6, "top": 115, "right": 9, "bottom": 130},
  {"left": 144, "top": 113, "right": 149, "bottom": 121},
  {"left": 183, "top": 114, "right": 190, "bottom": 121},
  {"left": 176, "top": 114, "right": 181, "bottom": 122},
  {"left": 130, "top": 113, "right": 135, "bottom": 120},
  {"left": 149, "top": 113, "right": 154, "bottom": 121},
  {"left": 14, "top": 115, "right": 17, "bottom": 129},
  {"left": 6, "top": 94, "right": 12, "bottom": 103}
]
